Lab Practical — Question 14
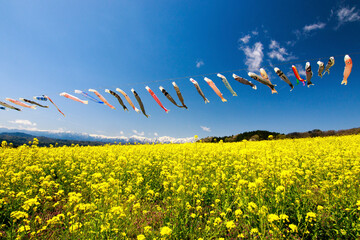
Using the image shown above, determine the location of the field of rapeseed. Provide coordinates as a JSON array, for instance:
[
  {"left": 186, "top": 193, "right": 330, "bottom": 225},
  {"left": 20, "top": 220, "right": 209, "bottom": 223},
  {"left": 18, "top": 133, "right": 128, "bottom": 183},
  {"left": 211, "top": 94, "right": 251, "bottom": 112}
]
[{"left": 0, "top": 135, "right": 360, "bottom": 239}]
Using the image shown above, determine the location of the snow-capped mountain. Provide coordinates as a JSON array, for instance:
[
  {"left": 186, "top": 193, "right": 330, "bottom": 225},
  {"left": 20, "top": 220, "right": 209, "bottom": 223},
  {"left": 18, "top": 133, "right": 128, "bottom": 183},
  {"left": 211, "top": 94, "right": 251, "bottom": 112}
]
[{"left": 0, "top": 127, "right": 194, "bottom": 144}]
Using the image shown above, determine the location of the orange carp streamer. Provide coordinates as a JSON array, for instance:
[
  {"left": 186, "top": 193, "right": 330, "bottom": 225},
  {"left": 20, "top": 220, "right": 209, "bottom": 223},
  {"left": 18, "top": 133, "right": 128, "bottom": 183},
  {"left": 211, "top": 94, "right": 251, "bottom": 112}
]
[
  {"left": 89, "top": 89, "right": 115, "bottom": 109},
  {"left": 341, "top": 55, "right": 352, "bottom": 85},
  {"left": 145, "top": 86, "right": 169, "bottom": 113},
  {"left": 6, "top": 98, "right": 36, "bottom": 109},
  {"left": 60, "top": 92, "right": 88, "bottom": 104},
  {"left": 204, "top": 77, "right": 227, "bottom": 102}
]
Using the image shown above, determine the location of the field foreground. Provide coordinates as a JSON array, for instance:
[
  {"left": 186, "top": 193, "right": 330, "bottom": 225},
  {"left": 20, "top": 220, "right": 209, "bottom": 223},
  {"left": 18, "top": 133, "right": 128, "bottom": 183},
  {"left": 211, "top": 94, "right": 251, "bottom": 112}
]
[{"left": 0, "top": 136, "right": 360, "bottom": 239}]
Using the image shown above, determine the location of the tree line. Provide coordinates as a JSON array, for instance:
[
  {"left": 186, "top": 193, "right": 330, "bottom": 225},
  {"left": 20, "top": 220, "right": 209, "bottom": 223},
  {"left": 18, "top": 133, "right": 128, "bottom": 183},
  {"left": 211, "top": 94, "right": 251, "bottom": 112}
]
[{"left": 200, "top": 127, "right": 360, "bottom": 143}]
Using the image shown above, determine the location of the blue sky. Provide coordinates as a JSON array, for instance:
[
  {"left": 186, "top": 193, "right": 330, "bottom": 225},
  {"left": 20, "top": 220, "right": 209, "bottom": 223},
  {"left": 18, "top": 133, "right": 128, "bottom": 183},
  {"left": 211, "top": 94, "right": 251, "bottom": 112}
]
[{"left": 1, "top": 0, "right": 360, "bottom": 139}]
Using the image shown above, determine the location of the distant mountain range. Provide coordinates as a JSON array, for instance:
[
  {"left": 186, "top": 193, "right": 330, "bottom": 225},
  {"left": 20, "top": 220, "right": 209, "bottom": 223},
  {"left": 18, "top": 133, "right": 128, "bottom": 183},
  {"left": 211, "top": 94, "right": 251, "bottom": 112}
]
[
  {"left": 0, "top": 127, "right": 194, "bottom": 146},
  {"left": 0, "top": 132, "right": 105, "bottom": 147},
  {"left": 2, "top": 126, "right": 359, "bottom": 147}
]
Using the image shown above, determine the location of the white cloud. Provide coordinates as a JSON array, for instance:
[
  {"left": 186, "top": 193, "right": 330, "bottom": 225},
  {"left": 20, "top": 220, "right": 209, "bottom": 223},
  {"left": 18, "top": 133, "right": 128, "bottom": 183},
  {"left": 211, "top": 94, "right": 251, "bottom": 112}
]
[
  {"left": 120, "top": 131, "right": 124, "bottom": 135},
  {"left": 293, "top": 29, "right": 302, "bottom": 40},
  {"left": 9, "top": 119, "right": 37, "bottom": 126},
  {"left": 267, "top": 40, "right": 296, "bottom": 62},
  {"left": 337, "top": 6, "right": 360, "bottom": 28},
  {"left": 200, "top": 126, "right": 211, "bottom": 132},
  {"left": 240, "top": 42, "right": 264, "bottom": 71},
  {"left": 252, "top": 31, "right": 259, "bottom": 36},
  {"left": 154, "top": 132, "right": 158, "bottom": 136},
  {"left": 269, "top": 40, "right": 280, "bottom": 49},
  {"left": 292, "top": 21, "right": 325, "bottom": 42},
  {"left": 196, "top": 60, "right": 204, "bottom": 68},
  {"left": 239, "top": 34, "right": 251, "bottom": 44},
  {"left": 132, "top": 130, "right": 144, "bottom": 136},
  {"left": 303, "top": 22, "right": 326, "bottom": 32},
  {"left": 268, "top": 50, "right": 287, "bottom": 61}
]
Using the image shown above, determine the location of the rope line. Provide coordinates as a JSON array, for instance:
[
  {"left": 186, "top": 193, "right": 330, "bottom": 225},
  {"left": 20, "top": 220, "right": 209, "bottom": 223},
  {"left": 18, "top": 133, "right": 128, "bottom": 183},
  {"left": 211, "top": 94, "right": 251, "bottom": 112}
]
[{"left": 124, "top": 52, "right": 360, "bottom": 86}]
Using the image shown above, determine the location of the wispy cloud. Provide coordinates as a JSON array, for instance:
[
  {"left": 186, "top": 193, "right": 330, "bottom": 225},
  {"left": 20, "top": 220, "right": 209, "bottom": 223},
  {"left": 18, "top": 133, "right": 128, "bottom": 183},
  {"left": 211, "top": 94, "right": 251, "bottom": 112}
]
[
  {"left": 200, "top": 126, "right": 211, "bottom": 132},
  {"left": 286, "top": 40, "right": 296, "bottom": 47},
  {"left": 268, "top": 40, "right": 296, "bottom": 62},
  {"left": 293, "top": 21, "right": 326, "bottom": 42},
  {"left": 303, "top": 22, "right": 326, "bottom": 32},
  {"left": 120, "top": 131, "right": 124, "bottom": 135},
  {"left": 196, "top": 60, "right": 204, "bottom": 68},
  {"left": 132, "top": 130, "right": 145, "bottom": 136},
  {"left": 252, "top": 31, "right": 259, "bottom": 36},
  {"left": 9, "top": 119, "right": 37, "bottom": 126},
  {"left": 293, "top": 29, "right": 302, "bottom": 40},
  {"left": 154, "top": 132, "right": 158, "bottom": 136},
  {"left": 239, "top": 34, "right": 251, "bottom": 44},
  {"left": 336, "top": 6, "right": 360, "bottom": 28},
  {"left": 240, "top": 42, "right": 264, "bottom": 71}
]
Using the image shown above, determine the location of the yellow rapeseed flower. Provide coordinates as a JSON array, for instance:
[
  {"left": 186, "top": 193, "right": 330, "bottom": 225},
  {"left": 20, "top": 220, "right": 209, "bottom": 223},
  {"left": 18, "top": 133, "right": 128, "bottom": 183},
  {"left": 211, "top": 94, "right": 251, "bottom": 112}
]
[
  {"left": 137, "top": 234, "right": 146, "bottom": 240},
  {"left": 17, "top": 225, "right": 30, "bottom": 233},
  {"left": 306, "top": 212, "right": 316, "bottom": 222},
  {"left": 289, "top": 224, "right": 298, "bottom": 232},
  {"left": 225, "top": 220, "right": 236, "bottom": 230},
  {"left": 268, "top": 214, "right": 280, "bottom": 223},
  {"left": 10, "top": 211, "right": 28, "bottom": 221},
  {"left": 160, "top": 226, "right": 172, "bottom": 236},
  {"left": 144, "top": 226, "right": 152, "bottom": 233}
]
